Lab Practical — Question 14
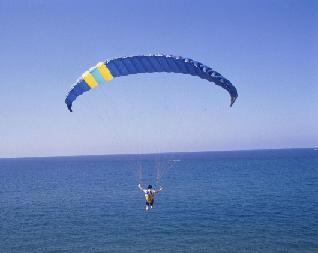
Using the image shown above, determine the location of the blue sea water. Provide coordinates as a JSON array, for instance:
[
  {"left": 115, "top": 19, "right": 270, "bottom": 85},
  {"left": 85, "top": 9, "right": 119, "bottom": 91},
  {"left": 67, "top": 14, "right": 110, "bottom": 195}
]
[{"left": 0, "top": 149, "right": 317, "bottom": 253}]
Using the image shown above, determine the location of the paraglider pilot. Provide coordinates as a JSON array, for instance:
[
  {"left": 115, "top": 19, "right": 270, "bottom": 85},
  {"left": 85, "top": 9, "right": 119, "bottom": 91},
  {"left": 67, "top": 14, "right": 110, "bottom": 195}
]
[{"left": 138, "top": 184, "right": 163, "bottom": 211}]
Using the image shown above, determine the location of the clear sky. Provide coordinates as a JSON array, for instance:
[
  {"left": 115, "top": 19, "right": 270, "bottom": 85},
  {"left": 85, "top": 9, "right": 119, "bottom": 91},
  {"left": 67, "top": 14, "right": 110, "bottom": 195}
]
[{"left": 0, "top": 0, "right": 317, "bottom": 158}]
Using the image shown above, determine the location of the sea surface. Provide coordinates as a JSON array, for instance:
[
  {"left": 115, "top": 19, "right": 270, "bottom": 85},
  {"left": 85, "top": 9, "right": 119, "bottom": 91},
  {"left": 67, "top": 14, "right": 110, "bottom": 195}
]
[{"left": 0, "top": 149, "right": 317, "bottom": 253}]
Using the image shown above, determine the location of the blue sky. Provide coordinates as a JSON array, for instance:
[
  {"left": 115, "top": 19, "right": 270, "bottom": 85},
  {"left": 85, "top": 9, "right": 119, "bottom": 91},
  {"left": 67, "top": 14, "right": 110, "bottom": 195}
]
[{"left": 0, "top": 0, "right": 317, "bottom": 158}]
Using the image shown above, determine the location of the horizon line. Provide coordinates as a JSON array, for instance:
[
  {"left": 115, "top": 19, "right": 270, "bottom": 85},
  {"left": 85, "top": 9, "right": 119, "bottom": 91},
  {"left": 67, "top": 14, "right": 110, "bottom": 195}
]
[{"left": 0, "top": 147, "right": 316, "bottom": 160}]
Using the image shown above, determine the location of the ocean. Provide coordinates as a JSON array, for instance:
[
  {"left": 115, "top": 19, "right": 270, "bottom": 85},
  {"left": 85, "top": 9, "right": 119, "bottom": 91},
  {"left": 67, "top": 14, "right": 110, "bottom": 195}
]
[{"left": 0, "top": 149, "right": 317, "bottom": 253}]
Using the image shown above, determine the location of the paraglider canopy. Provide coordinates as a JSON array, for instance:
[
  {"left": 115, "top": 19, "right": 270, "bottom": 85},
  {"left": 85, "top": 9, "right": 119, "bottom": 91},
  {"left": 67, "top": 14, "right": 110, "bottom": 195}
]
[{"left": 65, "top": 54, "right": 238, "bottom": 112}]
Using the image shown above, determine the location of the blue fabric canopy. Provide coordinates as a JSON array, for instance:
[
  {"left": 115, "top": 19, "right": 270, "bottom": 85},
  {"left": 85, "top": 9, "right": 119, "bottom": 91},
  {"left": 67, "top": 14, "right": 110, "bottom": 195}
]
[{"left": 65, "top": 54, "right": 238, "bottom": 112}]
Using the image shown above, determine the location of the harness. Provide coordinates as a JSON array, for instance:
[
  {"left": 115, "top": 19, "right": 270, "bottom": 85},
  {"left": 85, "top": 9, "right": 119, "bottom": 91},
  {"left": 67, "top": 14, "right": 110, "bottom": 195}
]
[{"left": 145, "top": 190, "right": 154, "bottom": 202}]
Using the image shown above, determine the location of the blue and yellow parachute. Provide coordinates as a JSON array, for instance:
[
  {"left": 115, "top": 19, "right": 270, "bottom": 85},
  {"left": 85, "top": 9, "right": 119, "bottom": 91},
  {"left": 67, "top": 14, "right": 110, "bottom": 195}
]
[{"left": 65, "top": 54, "right": 238, "bottom": 111}]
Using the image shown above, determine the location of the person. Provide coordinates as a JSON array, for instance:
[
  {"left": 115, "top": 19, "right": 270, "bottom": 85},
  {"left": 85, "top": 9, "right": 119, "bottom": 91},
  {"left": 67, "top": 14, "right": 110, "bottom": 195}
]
[{"left": 138, "top": 184, "right": 163, "bottom": 210}]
